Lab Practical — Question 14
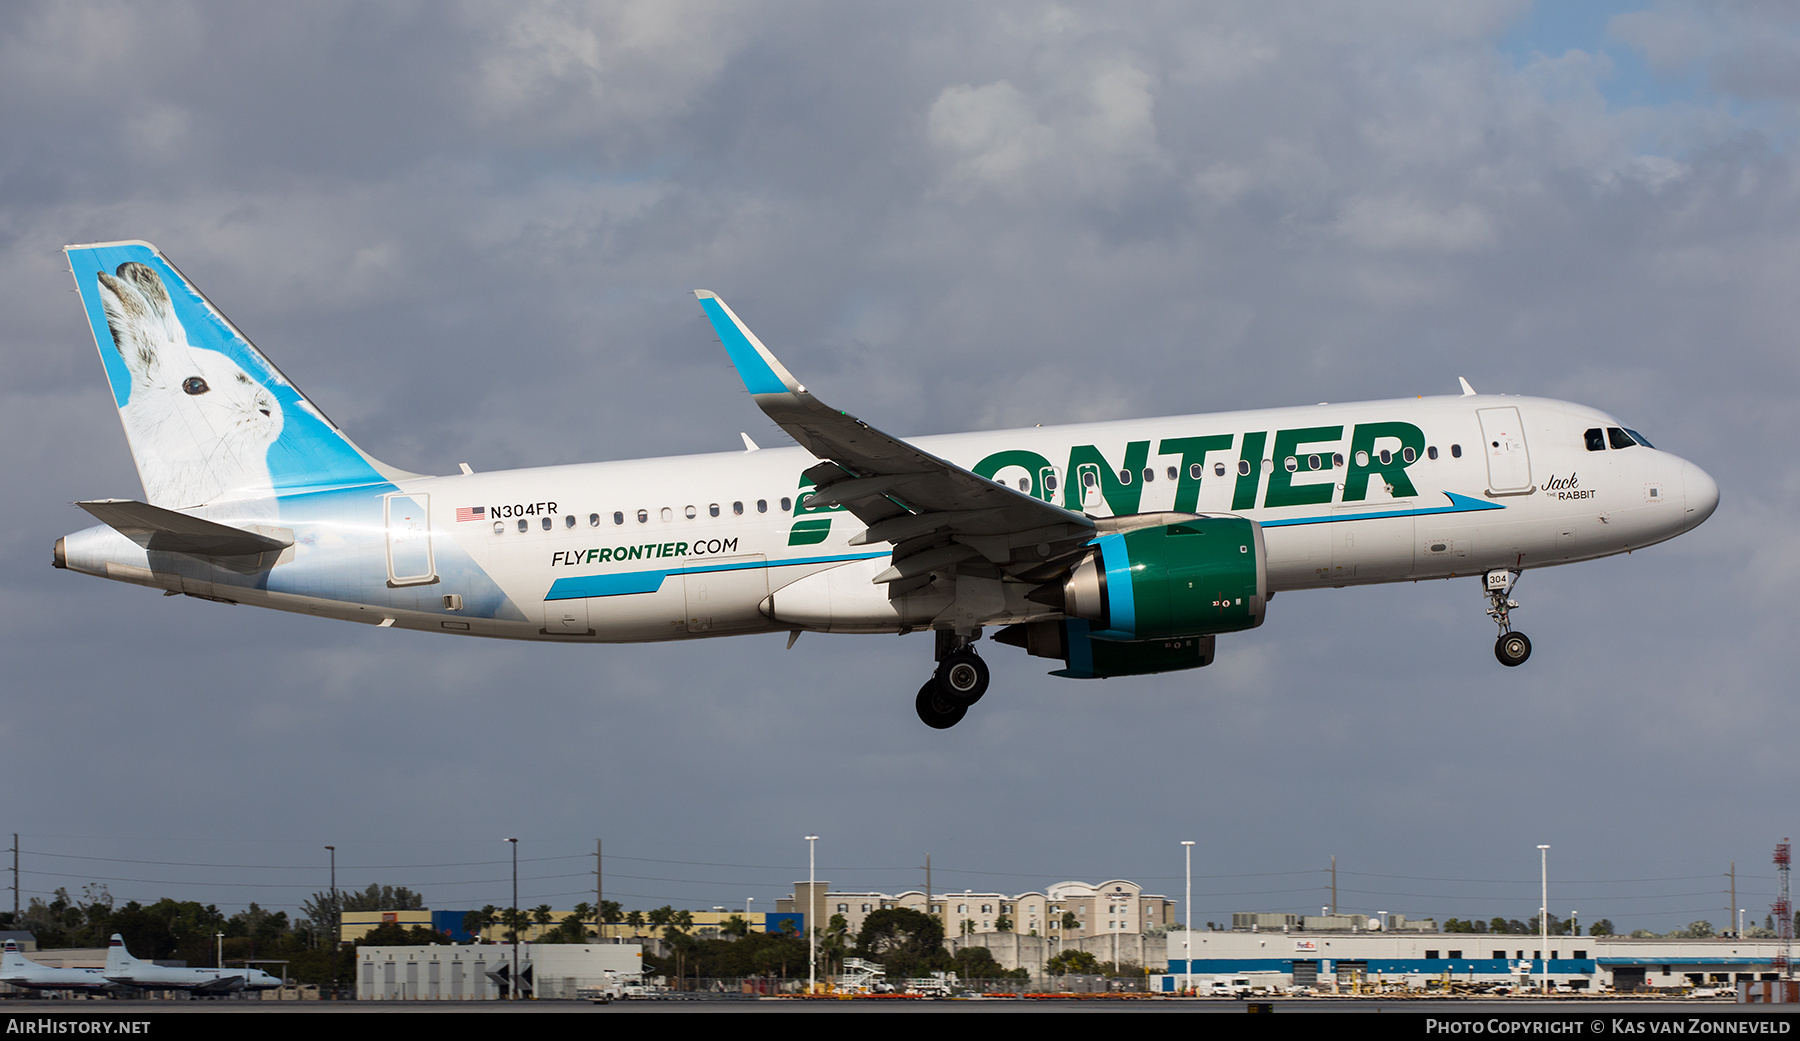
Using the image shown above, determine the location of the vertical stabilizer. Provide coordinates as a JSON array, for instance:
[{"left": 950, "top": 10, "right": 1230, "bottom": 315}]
[
  {"left": 104, "top": 934, "right": 137, "bottom": 976},
  {"left": 65, "top": 241, "right": 413, "bottom": 507}
]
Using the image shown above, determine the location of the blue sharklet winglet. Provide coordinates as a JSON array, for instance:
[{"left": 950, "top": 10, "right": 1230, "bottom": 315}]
[{"left": 695, "top": 291, "right": 800, "bottom": 396}]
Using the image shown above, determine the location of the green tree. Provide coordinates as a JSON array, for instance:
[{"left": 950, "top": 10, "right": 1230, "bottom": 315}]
[
  {"left": 994, "top": 912, "right": 1013, "bottom": 933},
  {"left": 462, "top": 906, "right": 498, "bottom": 941},
  {"left": 1587, "top": 919, "right": 1614, "bottom": 937},
  {"left": 954, "top": 946, "right": 1008, "bottom": 979},
  {"left": 853, "top": 908, "right": 947, "bottom": 979},
  {"left": 1047, "top": 949, "right": 1100, "bottom": 975},
  {"left": 358, "top": 923, "right": 447, "bottom": 947}
]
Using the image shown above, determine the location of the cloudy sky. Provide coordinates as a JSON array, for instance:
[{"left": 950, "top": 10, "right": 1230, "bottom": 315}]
[{"left": 2, "top": 1, "right": 1795, "bottom": 936}]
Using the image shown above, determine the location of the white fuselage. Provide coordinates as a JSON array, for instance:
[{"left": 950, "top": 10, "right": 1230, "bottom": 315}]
[{"left": 57, "top": 393, "right": 1717, "bottom": 642}]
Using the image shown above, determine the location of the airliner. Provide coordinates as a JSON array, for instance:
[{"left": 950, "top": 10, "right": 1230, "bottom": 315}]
[
  {"left": 0, "top": 939, "right": 119, "bottom": 994},
  {"left": 102, "top": 934, "right": 281, "bottom": 994},
  {"left": 54, "top": 241, "right": 1718, "bottom": 728}
]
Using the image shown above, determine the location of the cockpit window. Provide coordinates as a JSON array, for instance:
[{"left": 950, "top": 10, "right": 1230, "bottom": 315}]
[
  {"left": 1584, "top": 428, "right": 1606, "bottom": 452},
  {"left": 1624, "top": 428, "right": 1654, "bottom": 449},
  {"left": 1607, "top": 427, "right": 1637, "bottom": 450}
]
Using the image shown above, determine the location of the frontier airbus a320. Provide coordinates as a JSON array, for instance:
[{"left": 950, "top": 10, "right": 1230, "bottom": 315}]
[{"left": 54, "top": 241, "right": 1718, "bottom": 728}]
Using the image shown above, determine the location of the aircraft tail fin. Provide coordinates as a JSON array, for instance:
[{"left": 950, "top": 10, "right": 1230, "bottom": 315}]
[
  {"left": 64, "top": 241, "right": 414, "bottom": 508},
  {"left": 104, "top": 934, "right": 137, "bottom": 975}
]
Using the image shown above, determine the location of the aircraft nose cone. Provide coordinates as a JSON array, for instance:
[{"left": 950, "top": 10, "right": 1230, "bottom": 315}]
[{"left": 1683, "top": 460, "right": 1719, "bottom": 528}]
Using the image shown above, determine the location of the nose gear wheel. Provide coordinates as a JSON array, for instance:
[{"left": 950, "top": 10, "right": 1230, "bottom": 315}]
[{"left": 1484, "top": 569, "right": 1531, "bottom": 667}]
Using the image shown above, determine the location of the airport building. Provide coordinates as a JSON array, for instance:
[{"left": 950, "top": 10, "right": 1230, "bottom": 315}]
[
  {"left": 357, "top": 942, "right": 643, "bottom": 1001},
  {"left": 1161, "top": 929, "right": 1792, "bottom": 992}
]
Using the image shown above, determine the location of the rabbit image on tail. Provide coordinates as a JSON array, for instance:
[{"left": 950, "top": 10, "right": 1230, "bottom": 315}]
[{"left": 95, "top": 261, "right": 282, "bottom": 508}]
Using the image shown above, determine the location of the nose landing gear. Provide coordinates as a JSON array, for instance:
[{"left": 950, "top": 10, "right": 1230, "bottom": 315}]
[
  {"left": 1485, "top": 569, "right": 1531, "bottom": 667},
  {"left": 914, "top": 631, "right": 990, "bottom": 729}
]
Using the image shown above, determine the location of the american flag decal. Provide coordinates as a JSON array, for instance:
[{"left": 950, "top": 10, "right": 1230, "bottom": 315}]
[{"left": 455, "top": 506, "right": 486, "bottom": 523}]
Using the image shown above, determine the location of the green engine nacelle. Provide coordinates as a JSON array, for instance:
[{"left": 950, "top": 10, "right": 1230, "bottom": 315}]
[{"left": 1061, "top": 516, "right": 1268, "bottom": 642}]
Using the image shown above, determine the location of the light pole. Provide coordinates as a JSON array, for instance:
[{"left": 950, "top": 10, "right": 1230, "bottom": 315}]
[
  {"left": 806, "top": 834, "right": 819, "bottom": 994},
  {"left": 215, "top": 931, "right": 223, "bottom": 969},
  {"left": 1181, "top": 841, "right": 1194, "bottom": 996},
  {"left": 508, "top": 838, "right": 519, "bottom": 1001},
  {"left": 746, "top": 896, "right": 754, "bottom": 930},
  {"left": 1538, "top": 844, "right": 1551, "bottom": 995},
  {"left": 324, "top": 845, "right": 337, "bottom": 999}
]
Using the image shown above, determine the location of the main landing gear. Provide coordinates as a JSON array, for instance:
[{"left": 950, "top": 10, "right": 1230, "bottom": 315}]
[
  {"left": 1485, "top": 569, "right": 1531, "bottom": 667},
  {"left": 915, "top": 631, "right": 990, "bottom": 729}
]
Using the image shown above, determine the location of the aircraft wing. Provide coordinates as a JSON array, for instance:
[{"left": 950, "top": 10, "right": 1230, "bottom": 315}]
[{"left": 696, "top": 292, "right": 1095, "bottom": 592}]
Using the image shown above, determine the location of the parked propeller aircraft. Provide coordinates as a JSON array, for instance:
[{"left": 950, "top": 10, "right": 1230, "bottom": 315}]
[
  {"left": 0, "top": 939, "right": 118, "bottom": 994},
  {"left": 102, "top": 934, "right": 280, "bottom": 994},
  {"left": 55, "top": 242, "right": 1718, "bottom": 728}
]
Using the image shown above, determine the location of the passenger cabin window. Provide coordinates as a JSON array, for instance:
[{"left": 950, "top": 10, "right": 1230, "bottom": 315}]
[
  {"left": 1212, "top": 462, "right": 1224, "bottom": 477},
  {"left": 517, "top": 519, "right": 528, "bottom": 533},
  {"left": 637, "top": 509, "right": 648, "bottom": 523},
  {"left": 709, "top": 503, "right": 720, "bottom": 518},
  {"left": 1333, "top": 453, "right": 1344, "bottom": 468},
  {"left": 1585, "top": 428, "right": 1606, "bottom": 451},
  {"left": 684, "top": 505, "right": 697, "bottom": 519},
  {"left": 660, "top": 507, "right": 673, "bottom": 522},
  {"left": 1427, "top": 446, "right": 1438, "bottom": 460},
  {"left": 1402, "top": 446, "right": 1416, "bottom": 463},
  {"left": 1238, "top": 460, "right": 1251, "bottom": 476},
  {"left": 1167, "top": 466, "right": 1178, "bottom": 480},
  {"left": 757, "top": 500, "right": 768, "bottom": 513},
  {"left": 733, "top": 501, "right": 744, "bottom": 515},
  {"left": 565, "top": 514, "right": 576, "bottom": 528},
  {"left": 1451, "top": 444, "right": 1462, "bottom": 458},
  {"left": 780, "top": 497, "right": 792, "bottom": 511},
  {"left": 1141, "top": 467, "right": 1154, "bottom": 483},
  {"left": 541, "top": 516, "right": 553, "bottom": 531},
  {"left": 1118, "top": 469, "right": 1133, "bottom": 484},
  {"left": 614, "top": 511, "right": 625, "bottom": 525},
  {"left": 492, "top": 521, "right": 504, "bottom": 535},
  {"left": 589, "top": 513, "right": 600, "bottom": 527}
]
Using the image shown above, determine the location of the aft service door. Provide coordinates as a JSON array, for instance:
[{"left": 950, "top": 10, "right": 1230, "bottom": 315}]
[
  {"left": 1477, "top": 406, "right": 1533, "bottom": 494},
  {"left": 384, "top": 493, "right": 438, "bottom": 587}
]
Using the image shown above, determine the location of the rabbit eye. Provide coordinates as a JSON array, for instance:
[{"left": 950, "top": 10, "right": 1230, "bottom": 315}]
[{"left": 182, "top": 377, "right": 210, "bottom": 395}]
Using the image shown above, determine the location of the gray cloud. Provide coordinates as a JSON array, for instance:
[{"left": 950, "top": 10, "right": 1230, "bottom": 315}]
[{"left": 0, "top": 1, "right": 1790, "bottom": 930}]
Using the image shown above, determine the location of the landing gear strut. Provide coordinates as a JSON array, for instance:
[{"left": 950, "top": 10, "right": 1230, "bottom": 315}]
[
  {"left": 914, "top": 630, "right": 990, "bottom": 728},
  {"left": 1485, "top": 569, "right": 1531, "bottom": 667}
]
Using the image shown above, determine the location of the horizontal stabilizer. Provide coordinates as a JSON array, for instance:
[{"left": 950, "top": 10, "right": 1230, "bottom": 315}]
[{"left": 77, "top": 499, "right": 292, "bottom": 557}]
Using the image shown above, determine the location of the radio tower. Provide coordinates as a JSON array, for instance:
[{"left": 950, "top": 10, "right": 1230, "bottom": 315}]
[{"left": 1775, "top": 839, "right": 1792, "bottom": 977}]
